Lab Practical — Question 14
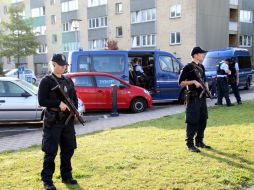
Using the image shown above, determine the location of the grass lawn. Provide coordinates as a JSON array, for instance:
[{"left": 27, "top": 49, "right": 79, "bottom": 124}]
[{"left": 0, "top": 101, "right": 254, "bottom": 190}]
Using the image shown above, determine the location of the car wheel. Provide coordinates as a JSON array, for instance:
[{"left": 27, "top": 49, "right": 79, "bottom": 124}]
[
  {"left": 130, "top": 98, "right": 147, "bottom": 113},
  {"left": 244, "top": 78, "right": 250, "bottom": 90}
]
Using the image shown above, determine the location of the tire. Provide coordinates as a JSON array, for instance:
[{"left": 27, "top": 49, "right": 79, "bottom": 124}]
[
  {"left": 244, "top": 78, "right": 250, "bottom": 90},
  {"left": 130, "top": 98, "right": 147, "bottom": 113}
]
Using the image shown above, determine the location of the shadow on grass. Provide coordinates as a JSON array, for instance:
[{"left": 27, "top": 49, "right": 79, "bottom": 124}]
[
  {"left": 207, "top": 148, "right": 254, "bottom": 165},
  {"left": 200, "top": 151, "right": 254, "bottom": 173},
  {"left": 64, "top": 183, "right": 86, "bottom": 190}
]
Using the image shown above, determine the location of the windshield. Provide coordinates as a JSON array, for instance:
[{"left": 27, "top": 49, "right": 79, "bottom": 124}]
[
  {"left": 202, "top": 57, "right": 229, "bottom": 69},
  {"left": 19, "top": 80, "right": 38, "bottom": 94}
]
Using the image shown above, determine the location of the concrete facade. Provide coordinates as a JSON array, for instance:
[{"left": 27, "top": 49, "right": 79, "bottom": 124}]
[{"left": 0, "top": 0, "right": 253, "bottom": 74}]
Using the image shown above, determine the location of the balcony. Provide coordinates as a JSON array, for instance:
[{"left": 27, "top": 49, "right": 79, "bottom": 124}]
[
  {"left": 230, "top": 0, "right": 238, "bottom": 9},
  {"left": 229, "top": 21, "right": 238, "bottom": 33}
]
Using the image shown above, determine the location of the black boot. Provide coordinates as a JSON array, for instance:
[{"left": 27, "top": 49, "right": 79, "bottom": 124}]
[
  {"left": 44, "top": 182, "right": 56, "bottom": 190},
  {"left": 195, "top": 140, "right": 211, "bottom": 149},
  {"left": 62, "top": 178, "right": 78, "bottom": 185},
  {"left": 187, "top": 145, "right": 201, "bottom": 153}
]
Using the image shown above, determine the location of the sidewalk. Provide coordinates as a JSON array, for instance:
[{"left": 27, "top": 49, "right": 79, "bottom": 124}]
[{"left": 0, "top": 91, "right": 253, "bottom": 153}]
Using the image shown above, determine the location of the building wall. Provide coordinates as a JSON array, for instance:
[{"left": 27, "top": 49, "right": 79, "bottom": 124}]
[
  {"left": 157, "top": 0, "right": 197, "bottom": 63},
  {"left": 196, "top": 0, "right": 229, "bottom": 51},
  {"left": 107, "top": 0, "right": 131, "bottom": 50}
]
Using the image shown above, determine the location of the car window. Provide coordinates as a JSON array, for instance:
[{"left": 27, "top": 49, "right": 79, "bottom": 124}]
[
  {"left": 159, "top": 56, "right": 174, "bottom": 72},
  {"left": 95, "top": 76, "right": 122, "bottom": 87},
  {"left": 25, "top": 70, "right": 32, "bottom": 74},
  {"left": 0, "top": 81, "right": 5, "bottom": 95},
  {"left": 0, "top": 81, "right": 26, "bottom": 97},
  {"left": 78, "top": 55, "right": 90, "bottom": 72},
  {"left": 71, "top": 76, "right": 94, "bottom": 87},
  {"left": 238, "top": 56, "right": 251, "bottom": 69},
  {"left": 172, "top": 57, "right": 180, "bottom": 73},
  {"left": 92, "top": 55, "right": 125, "bottom": 74}
]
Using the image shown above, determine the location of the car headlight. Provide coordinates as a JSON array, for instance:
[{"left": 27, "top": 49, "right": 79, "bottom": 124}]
[{"left": 144, "top": 89, "right": 150, "bottom": 95}]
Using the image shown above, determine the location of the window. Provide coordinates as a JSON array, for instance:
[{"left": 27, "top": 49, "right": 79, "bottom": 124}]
[
  {"left": 88, "top": 0, "right": 107, "bottom": 7},
  {"left": 95, "top": 76, "right": 122, "bottom": 87},
  {"left": 92, "top": 55, "right": 125, "bottom": 74},
  {"left": 52, "top": 34, "right": 57, "bottom": 44},
  {"left": 51, "top": 15, "right": 56, "bottom": 24},
  {"left": 0, "top": 81, "right": 26, "bottom": 97},
  {"left": 33, "top": 26, "right": 46, "bottom": 35},
  {"left": 31, "top": 7, "right": 45, "bottom": 17},
  {"left": 240, "top": 10, "right": 252, "bottom": 23},
  {"left": 61, "top": 0, "right": 78, "bottom": 13},
  {"left": 159, "top": 56, "right": 174, "bottom": 72},
  {"left": 37, "top": 44, "right": 47, "bottom": 54},
  {"left": 131, "top": 8, "right": 156, "bottom": 23},
  {"left": 88, "top": 39, "right": 107, "bottom": 49},
  {"left": 63, "top": 42, "right": 80, "bottom": 52},
  {"left": 115, "top": 3, "right": 123, "bottom": 14},
  {"left": 239, "top": 35, "right": 252, "bottom": 47},
  {"left": 11, "top": 0, "right": 24, "bottom": 3},
  {"left": 132, "top": 34, "right": 156, "bottom": 48},
  {"left": 116, "top": 26, "right": 123, "bottom": 37},
  {"left": 88, "top": 17, "right": 107, "bottom": 29},
  {"left": 170, "top": 32, "right": 181, "bottom": 45},
  {"left": 170, "top": 4, "right": 181, "bottom": 18},
  {"left": 238, "top": 56, "right": 251, "bottom": 69},
  {"left": 72, "top": 76, "right": 94, "bottom": 87},
  {"left": 78, "top": 56, "right": 90, "bottom": 72},
  {"left": 50, "top": 0, "right": 55, "bottom": 5}
]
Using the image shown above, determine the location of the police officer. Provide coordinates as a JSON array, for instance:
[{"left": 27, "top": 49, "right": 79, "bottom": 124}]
[
  {"left": 215, "top": 58, "right": 234, "bottom": 106},
  {"left": 179, "top": 47, "right": 211, "bottom": 153},
  {"left": 228, "top": 58, "right": 242, "bottom": 104},
  {"left": 38, "top": 54, "right": 78, "bottom": 190}
]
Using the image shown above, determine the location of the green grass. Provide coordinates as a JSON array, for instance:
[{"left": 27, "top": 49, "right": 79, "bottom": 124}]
[{"left": 0, "top": 102, "right": 254, "bottom": 190}]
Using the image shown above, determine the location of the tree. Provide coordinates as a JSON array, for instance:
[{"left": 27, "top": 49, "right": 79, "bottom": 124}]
[
  {"left": 106, "top": 40, "right": 119, "bottom": 50},
  {"left": 0, "top": 4, "right": 40, "bottom": 72}
]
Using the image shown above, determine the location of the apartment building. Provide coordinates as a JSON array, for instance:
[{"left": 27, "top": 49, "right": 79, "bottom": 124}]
[{"left": 0, "top": 0, "right": 253, "bottom": 74}]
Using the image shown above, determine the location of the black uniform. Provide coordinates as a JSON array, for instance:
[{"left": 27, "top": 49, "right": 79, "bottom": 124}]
[
  {"left": 38, "top": 73, "right": 78, "bottom": 185},
  {"left": 216, "top": 63, "right": 232, "bottom": 106},
  {"left": 228, "top": 61, "right": 241, "bottom": 104},
  {"left": 178, "top": 62, "right": 208, "bottom": 149}
]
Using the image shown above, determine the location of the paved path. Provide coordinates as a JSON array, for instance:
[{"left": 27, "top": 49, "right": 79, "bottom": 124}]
[{"left": 1, "top": 90, "right": 253, "bottom": 153}]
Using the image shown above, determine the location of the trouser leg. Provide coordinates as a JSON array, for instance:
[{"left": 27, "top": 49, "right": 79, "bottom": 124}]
[
  {"left": 60, "top": 149, "right": 74, "bottom": 180},
  {"left": 217, "top": 78, "right": 223, "bottom": 104},
  {"left": 41, "top": 152, "right": 57, "bottom": 184},
  {"left": 222, "top": 78, "right": 231, "bottom": 105},
  {"left": 231, "top": 83, "right": 241, "bottom": 102}
]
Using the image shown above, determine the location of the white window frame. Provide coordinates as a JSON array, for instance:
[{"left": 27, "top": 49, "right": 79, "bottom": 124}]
[
  {"left": 131, "top": 8, "right": 156, "bottom": 24},
  {"left": 240, "top": 10, "right": 253, "bottom": 23},
  {"left": 88, "top": 17, "right": 108, "bottom": 29},
  {"left": 51, "top": 15, "right": 56, "bottom": 25},
  {"left": 170, "top": 32, "right": 181, "bottom": 45},
  {"left": 88, "top": 39, "right": 107, "bottom": 50},
  {"left": 33, "top": 26, "right": 46, "bottom": 36},
  {"left": 36, "top": 44, "right": 48, "bottom": 54},
  {"left": 170, "top": 4, "right": 181, "bottom": 18},
  {"left": 88, "top": 0, "right": 107, "bottom": 7},
  {"left": 239, "top": 35, "right": 252, "bottom": 47},
  {"left": 132, "top": 34, "right": 156, "bottom": 48},
  {"left": 116, "top": 26, "right": 123, "bottom": 37},
  {"left": 115, "top": 3, "right": 123, "bottom": 14},
  {"left": 61, "top": 0, "right": 78, "bottom": 13},
  {"left": 31, "top": 7, "right": 45, "bottom": 17}
]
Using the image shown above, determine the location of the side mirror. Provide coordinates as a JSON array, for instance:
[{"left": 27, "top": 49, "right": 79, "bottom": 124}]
[{"left": 21, "top": 91, "right": 31, "bottom": 98}]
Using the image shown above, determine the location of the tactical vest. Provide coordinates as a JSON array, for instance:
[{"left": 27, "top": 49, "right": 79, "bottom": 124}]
[
  {"left": 229, "top": 62, "right": 236, "bottom": 78},
  {"left": 217, "top": 63, "right": 226, "bottom": 75}
]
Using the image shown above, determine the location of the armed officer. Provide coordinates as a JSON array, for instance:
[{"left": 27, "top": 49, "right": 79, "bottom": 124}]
[
  {"left": 38, "top": 54, "right": 78, "bottom": 190},
  {"left": 179, "top": 47, "right": 211, "bottom": 153},
  {"left": 215, "top": 58, "right": 234, "bottom": 106}
]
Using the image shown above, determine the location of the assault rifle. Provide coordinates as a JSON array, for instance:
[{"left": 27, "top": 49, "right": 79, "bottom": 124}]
[
  {"left": 51, "top": 75, "right": 86, "bottom": 126},
  {"left": 191, "top": 64, "right": 213, "bottom": 99}
]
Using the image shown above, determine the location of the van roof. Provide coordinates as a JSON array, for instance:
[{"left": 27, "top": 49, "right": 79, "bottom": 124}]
[{"left": 206, "top": 48, "right": 250, "bottom": 57}]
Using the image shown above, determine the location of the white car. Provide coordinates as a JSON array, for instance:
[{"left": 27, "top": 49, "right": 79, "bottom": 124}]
[
  {"left": 5, "top": 68, "right": 37, "bottom": 84},
  {"left": 0, "top": 77, "right": 85, "bottom": 122}
]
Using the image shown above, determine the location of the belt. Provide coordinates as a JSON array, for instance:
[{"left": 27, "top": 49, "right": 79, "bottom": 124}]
[
  {"left": 217, "top": 75, "right": 227, "bottom": 78},
  {"left": 48, "top": 107, "right": 61, "bottom": 112}
]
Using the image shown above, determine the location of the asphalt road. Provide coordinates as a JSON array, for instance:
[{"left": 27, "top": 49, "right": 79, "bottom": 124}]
[{"left": 0, "top": 85, "right": 253, "bottom": 138}]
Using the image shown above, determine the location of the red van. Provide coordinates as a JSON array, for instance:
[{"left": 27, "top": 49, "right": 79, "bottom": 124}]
[{"left": 65, "top": 72, "right": 152, "bottom": 113}]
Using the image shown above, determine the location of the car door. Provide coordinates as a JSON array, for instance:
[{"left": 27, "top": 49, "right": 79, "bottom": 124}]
[
  {"left": 0, "top": 80, "right": 37, "bottom": 121},
  {"left": 71, "top": 75, "right": 98, "bottom": 110},
  {"left": 95, "top": 75, "right": 128, "bottom": 109},
  {"left": 154, "top": 54, "right": 181, "bottom": 100}
]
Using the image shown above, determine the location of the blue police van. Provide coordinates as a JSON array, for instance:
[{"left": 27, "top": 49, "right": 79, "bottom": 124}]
[
  {"left": 68, "top": 49, "right": 185, "bottom": 102},
  {"left": 202, "top": 48, "right": 252, "bottom": 89}
]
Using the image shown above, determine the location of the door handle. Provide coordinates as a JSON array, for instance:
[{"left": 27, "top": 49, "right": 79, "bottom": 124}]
[
  {"left": 97, "top": 90, "right": 103, "bottom": 93},
  {"left": 0, "top": 100, "right": 5, "bottom": 103},
  {"left": 121, "top": 75, "right": 127, "bottom": 78}
]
